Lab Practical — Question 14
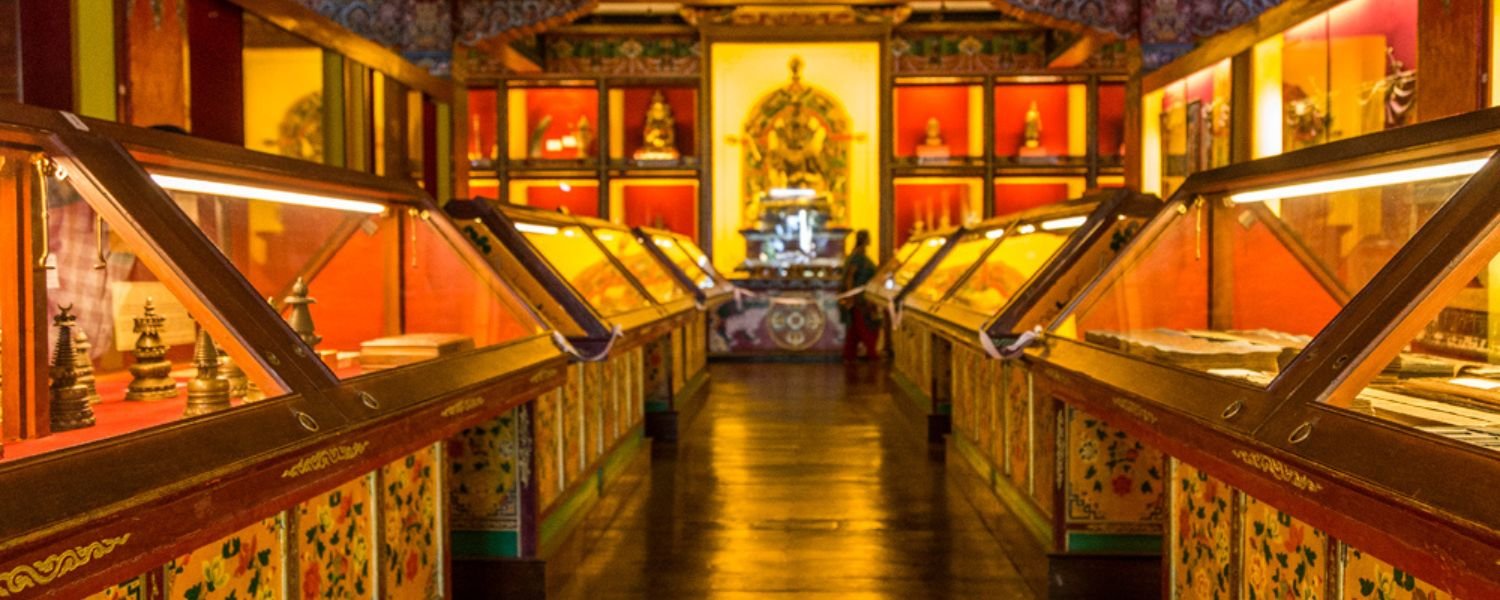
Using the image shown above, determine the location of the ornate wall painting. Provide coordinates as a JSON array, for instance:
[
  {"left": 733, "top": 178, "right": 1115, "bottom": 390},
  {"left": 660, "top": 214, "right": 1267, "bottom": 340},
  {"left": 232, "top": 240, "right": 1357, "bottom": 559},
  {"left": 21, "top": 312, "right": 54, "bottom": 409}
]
[
  {"left": 533, "top": 388, "right": 562, "bottom": 511},
  {"left": 295, "top": 476, "right": 374, "bottom": 599},
  {"left": 1065, "top": 407, "right": 1166, "bottom": 525},
  {"left": 381, "top": 446, "right": 441, "bottom": 599},
  {"left": 1241, "top": 494, "right": 1327, "bottom": 600},
  {"left": 891, "top": 31, "right": 1049, "bottom": 75},
  {"left": 709, "top": 293, "right": 845, "bottom": 355},
  {"left": 450, "top": 406, "right": 527, "bottom": 541},
  {"left": 737, "top": 57, "right": 852, "bottom": 226},
  {"left": 1340, "top": 545, "right": 1454, "bottom": 600},
  {"left": 165, "top": 515, "right": 284, "bottom": 600},
  {"left": 545, "top": 35, "right": 700, "bottom": 76},
  {"left": 1170, "top": 459, "right": 1234, "bottom": 600}
]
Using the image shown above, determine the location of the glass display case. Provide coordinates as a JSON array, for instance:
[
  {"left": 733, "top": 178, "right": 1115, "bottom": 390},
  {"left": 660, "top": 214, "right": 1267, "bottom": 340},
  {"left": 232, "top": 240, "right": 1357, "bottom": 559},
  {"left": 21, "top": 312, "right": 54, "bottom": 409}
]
[
  {"left": 633, "top": 226, "right": 736, "bottom": 309},
  {"left": 0, "top": 103, "right": 571, "bottom": 599},
  {"left": 863, "top": 226, "right": 964, "bottom": 314},
  {"left": 1034, "top": 107, "right": 1500, "bottom": 596}
]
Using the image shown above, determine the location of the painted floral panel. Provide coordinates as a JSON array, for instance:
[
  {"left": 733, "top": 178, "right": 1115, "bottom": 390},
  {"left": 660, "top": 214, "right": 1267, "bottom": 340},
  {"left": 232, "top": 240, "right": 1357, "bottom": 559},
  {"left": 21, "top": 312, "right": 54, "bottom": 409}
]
[
  {"left": 166, "top": 515, "right": 282, "bottom": 600},
  {"left": 450, "top": 407, "right": 524, "bottom": 533},
  {"left": 1172, "top": 460, "right": 1233, "bottom": 600},
  {"left": 602, "top": 356, "right": 619, "bottom": 448},
  {"left": 296, "top": 476, "right": 372, "bottom": 600},
  {"left": 1342, "top": 545, "right": 1454, "bottom": 600},
  {"left": 86, "top": 574, "right": 158, "bottom": 600},
  {"left": 1066, "top": 407, "right": 1165, "bottom": 524},
  {"left": 534, "top": 389, "right": 561, "bottom": 511},
  {"left": 382, "top": 446, "right": 441, "bottom": 600},
  {"left": 1006, "top": 364, "right": 1031, "bottom": 488},
  {"left": 562, "top": 364, "right": 582, "bottom": 487},
  {"left": 583, "top": 361, "right": 604, "bottom": 464},
  {"left": 1242, "top": 495, "right": 1327, "bottom": 600}
]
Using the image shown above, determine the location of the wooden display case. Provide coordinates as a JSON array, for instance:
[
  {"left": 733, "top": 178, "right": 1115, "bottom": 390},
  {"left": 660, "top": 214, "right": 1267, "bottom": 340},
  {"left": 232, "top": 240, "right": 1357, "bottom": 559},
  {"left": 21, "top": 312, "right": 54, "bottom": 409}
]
[
  {"left": 1035, "top": 107, "right": 1500, "bottom": 597},
  {"left": 0, "top": 103, "right": 569, "bottom": 599}
]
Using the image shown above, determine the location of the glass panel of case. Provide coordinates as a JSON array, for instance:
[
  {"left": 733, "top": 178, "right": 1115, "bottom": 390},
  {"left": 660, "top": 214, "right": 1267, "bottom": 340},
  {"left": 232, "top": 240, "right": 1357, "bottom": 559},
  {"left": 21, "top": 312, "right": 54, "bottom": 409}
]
[
  {"left": 891, "top": 237, "right": 947, "bottom": 289},
  {"left": 164, "top": 188, "right": 541, "bottom": 380},
  {"left": 515, "top": 221, "right": 653, "bottom": 317},
  {"left": 944, "top": 228, "right": 1069, "bottom": 314},
  {"left": 1060, "top": 156, "right": 1480, "bottom": 387},
  {"left": 906, "top": 233, "right": 997, "bottom": 306},
  {"left": 651, "top": 235, "right": 715, "bottom": 291},
  {"left": 590, "top": 227, "right": 686, "bottom": 304},
  {"left": 2, "top": 153, "right": 285, "bottom": 462}
]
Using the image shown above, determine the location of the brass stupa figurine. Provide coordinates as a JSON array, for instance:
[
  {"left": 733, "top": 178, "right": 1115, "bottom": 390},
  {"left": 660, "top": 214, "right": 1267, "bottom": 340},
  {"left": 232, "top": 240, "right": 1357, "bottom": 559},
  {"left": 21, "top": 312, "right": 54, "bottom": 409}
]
[
  {"left": 71, "top": 316, "right": 101, "bottom": 404},
  {"left": 634, "top": 90, "right": 680, "bottom": 162},
  {"left": 126, "top": 298, "right": 177, "bottom": 401},
  {"left": 284, "top": 277, "right": 321, "bottom": 349},
  {"left": 218, "top": 348, "right": 249, "bottom": 399},
  {"left": 1023, "top": 100, "right": 1043, "bottom": 149},
  {"left": 50, "top": 306, "right": 96, "bottom": 431},
  {"left": 184, "top": 326, "right": 231, "bottom": 417}
]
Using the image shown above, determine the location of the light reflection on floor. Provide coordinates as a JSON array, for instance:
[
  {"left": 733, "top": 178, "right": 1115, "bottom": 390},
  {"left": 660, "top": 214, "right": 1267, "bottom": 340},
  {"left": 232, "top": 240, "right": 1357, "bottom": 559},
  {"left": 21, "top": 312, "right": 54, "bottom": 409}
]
[{"left": 551, "top": 361, "right": 1037, "bottom": 599}]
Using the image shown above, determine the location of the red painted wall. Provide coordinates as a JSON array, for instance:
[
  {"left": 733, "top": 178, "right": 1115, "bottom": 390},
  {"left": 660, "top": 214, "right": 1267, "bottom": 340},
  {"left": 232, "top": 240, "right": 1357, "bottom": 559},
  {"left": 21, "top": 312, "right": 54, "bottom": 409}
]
[
  {"left": 994, "top": 181, "right": 1069, "bottom": 216},
  {"left": 467, "top": 88, "right": 497, "bottom": 162},
  {"left": 621, "top": 184, "right": 697, "bottom": 241},
  {"left": 895, "top": 86, "right": 971, "bottom": 157},
  {"left": 1099, "top": 84, "right": 1126, "bottom": 158},
  {"left": 525, "top": 184, "right": 599, "bottom": 217}
]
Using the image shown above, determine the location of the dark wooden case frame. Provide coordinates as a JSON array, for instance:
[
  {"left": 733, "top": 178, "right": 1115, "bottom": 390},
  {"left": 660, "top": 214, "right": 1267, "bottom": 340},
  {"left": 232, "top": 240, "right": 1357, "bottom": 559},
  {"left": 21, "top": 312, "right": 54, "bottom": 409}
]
[
  {"left": 631, "top": 226, "right": 736, "bottom": 311},
  {"left": 0, "top": 102, "right": 572, "bottom": 599}
]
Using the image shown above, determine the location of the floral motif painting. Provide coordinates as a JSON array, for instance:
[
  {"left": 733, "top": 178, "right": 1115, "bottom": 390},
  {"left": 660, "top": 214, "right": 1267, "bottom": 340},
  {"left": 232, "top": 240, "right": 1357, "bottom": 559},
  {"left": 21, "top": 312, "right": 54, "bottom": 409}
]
[
  {"left": 1342, "top": 545, "right": 1454, "bottom": 600},
  {"left": 583, "top": 361, "right": 604, "bottom": 464},
  {"left": 87, "top": 575, "right": 158, "bottom": 600},
  {"left": 1172, "top": 460, "right": 1234, "bottom": 600},
  {"left": 295, "top": 476, "right": 373, "bottom": 599},
  {"left": 382, "top": 446, "right": 441, "bottom": 600},
  {"left": 534, "top": 389, "right": 561, "bottom": 511},
  {"left": 1031, "top": 388, "right": 1056, "bottom": 518},
  {"left": 1066, "top": 407, "right": 1165, "bottom": 524},
  {"left": 450, "top": 407, "right": 525, "bottom": 533},
  {"left": 1241, "top": 495, "right": 1327, "bottom": 600},
  {"left": 165, "top": 515, "right": 283, "bottom": 600}
]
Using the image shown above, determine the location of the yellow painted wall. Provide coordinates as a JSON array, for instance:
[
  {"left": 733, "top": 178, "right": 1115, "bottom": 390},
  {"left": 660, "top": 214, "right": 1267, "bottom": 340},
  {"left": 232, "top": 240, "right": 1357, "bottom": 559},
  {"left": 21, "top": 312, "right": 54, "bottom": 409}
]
[
  {"left": 709, "top": 42, "right": 882, "bottom": 275},
  {"left": 243, "top": 47, "right": 324, "bottom": 157}
]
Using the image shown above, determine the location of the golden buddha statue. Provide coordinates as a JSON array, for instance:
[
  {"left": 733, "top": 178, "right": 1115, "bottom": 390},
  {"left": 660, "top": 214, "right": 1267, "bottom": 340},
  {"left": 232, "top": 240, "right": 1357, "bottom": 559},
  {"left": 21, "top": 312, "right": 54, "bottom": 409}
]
[
  {"left": 916, "top": 116, "right": 949, "bottom": 163},
  {"left": 924, "top": 117, "right": 944, "bottom": 147},
  {"left": 1024, "top": 100, "right": 1042, "bottom": 149},
  {"left": 635, "top": 90, "right": 681, "bottom": 162},
  {"left": 766, "top": 106, "right": 828, "bottom": 192}
]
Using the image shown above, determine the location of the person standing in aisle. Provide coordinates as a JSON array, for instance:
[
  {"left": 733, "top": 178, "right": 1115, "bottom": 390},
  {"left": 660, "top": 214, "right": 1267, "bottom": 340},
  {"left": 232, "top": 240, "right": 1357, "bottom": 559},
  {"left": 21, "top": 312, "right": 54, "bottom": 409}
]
[{"left": 841, "top": 230, "right": 880, "bottom": 361}]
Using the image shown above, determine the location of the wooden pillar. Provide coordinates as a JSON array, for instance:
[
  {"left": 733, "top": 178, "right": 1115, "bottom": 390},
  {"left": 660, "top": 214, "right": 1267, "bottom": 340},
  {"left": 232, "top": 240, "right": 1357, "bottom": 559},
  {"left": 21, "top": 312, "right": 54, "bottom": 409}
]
[
  {"left": 120, "top": 0, "right": 190, "bottom": 128},
  {"left": 186, "top": 0, "right": 243, "bottom": 144},
  {"left": 1, "top": 151, "right": 51, "bottom": 442}
]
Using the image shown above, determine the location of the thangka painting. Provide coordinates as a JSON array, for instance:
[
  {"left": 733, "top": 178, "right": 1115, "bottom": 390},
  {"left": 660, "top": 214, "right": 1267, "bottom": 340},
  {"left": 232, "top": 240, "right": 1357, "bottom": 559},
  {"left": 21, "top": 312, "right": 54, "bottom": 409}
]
[{"left": 739, "top": 56, "right": 852, "bottom": 224}]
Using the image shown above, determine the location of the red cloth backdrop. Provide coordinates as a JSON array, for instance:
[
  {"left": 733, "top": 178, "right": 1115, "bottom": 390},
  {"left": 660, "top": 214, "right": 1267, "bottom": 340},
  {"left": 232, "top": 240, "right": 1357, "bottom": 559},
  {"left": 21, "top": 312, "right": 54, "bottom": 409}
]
[
  {"left": 620, "top": 184, "right": 698, "bottom": 241},
  {"left": 524, "top": 183, "right": 599, "bottom": 216},
  {"left": 894, "top": 86, "right": 972, "bottom": 157},
  {"left": 994, "top": 181, "right": 1070, "bottom": 216},
  {"left": 994, "top": 84, "right": 1071, "bottom": 157}
]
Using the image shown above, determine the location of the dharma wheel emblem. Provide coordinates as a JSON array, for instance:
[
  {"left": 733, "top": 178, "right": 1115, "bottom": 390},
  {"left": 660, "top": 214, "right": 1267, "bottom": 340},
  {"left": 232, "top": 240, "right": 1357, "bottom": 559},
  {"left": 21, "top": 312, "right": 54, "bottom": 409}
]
[{"left": 765, "top": 299, "right": 826, "bottom": 350}]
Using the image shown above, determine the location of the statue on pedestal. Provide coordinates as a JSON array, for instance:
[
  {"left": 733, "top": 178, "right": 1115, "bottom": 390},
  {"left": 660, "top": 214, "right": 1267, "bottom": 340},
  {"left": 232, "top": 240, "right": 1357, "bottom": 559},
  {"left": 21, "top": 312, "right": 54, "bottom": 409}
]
[
  {"left": 634, "top": 90, "right": 681, "bottom": 163},
  {"left": 126, "top": 298, "right": 177, "bottom": 401},
  {"left": 49, "top": 306, "right": 95, "bottom": 430},
  {"left": 1024, "top": 100, "right": 1042, "bottom": 149},
  {"left": 916, "top": 116, "right": 950, "bottom": 163},
  {"left": 184, "top": 326, "right": 231, "bottom": 417}
]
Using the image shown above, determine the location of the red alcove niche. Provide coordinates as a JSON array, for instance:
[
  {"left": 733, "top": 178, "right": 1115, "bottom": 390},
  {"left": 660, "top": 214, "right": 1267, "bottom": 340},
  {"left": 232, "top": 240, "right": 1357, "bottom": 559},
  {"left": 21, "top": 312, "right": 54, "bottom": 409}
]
[
  {"left": 612, "top": 180, "right": 699, "bottom": 241},
  {"left": 510, "top": 180, "right": 600, "bottom": 217},
  {"left": 511, "top": 87, "right": 600, "bottom": 161},
  {"left": 467, "top": 87, "right": 498, "bottom": 168},
  {"left": 1099, "top": 83, "right": 1126, "bottom": 164},
  {"left": 994, "top": 84, "right": 1078, "bottom": 160},
  {"left": 893, "top": 179, "right": 981, "bottom": 247},
  {"left": 893, "top": 85, "right": 979, "bottom": 161},
  {"left": 993, "top": 178, "right": 1081, "bottom": 216}
]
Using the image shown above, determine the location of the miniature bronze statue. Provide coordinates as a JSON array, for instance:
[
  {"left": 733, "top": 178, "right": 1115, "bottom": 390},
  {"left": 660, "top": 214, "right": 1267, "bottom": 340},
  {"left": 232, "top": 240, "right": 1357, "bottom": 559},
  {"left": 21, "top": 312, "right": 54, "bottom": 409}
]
[
  {"left": 126, "top": 298, "right": 177, "bottom": 401},
  {"left": 184, "top": 327, "right": 231, "bottom": 417},
  {"left": 50, "top": 306, "right": 96, "bottom": 430},
  {"left": 284, "top": 277, "right": 321, "bottom": 349}
]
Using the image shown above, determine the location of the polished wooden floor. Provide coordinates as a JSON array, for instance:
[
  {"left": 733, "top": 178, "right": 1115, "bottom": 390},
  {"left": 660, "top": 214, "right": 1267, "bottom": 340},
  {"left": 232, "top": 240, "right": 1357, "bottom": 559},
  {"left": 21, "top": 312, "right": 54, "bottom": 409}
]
[{"left": 551, "top": 361, "right": 1044, "bottom": 599}]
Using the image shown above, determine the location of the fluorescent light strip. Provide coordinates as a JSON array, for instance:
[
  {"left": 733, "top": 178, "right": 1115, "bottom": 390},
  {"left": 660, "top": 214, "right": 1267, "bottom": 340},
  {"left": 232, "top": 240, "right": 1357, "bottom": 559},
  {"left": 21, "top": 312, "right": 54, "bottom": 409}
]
[
  {"left": 1041, "top": 216, "right": 1088, "bottom": 231},
  {"left": 926, "top": 238, "right": 946, "bottom": 247},
  {"left": 984, "top": 228, "right": 1005, "bottom": 240},
  {"left": 1016, "top": 224, "right": 1037, "bottom": 235},
  {"left": 1229, "top": 158, "right": 1489, "bottom": 204},
  {"left": 151, "top": 174, "right": 387, "bottom": 215},
  {"left": 655, "top": 238, "right": 676, "bottom": 248},
  {"left": 515, "top": 222, "right": 559, "bottom": 236}
]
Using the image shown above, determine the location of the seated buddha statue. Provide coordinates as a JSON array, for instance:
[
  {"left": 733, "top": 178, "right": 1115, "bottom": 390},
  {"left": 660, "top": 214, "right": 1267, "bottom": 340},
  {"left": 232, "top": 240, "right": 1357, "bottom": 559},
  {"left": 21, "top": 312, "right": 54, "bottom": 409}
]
[{"left": 634, "top": 90, "right": 681, "bottom": 162}]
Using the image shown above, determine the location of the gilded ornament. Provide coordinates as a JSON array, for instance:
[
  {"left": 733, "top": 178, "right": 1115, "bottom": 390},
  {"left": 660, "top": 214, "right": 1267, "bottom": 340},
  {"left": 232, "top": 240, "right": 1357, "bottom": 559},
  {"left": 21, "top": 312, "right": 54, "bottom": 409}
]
[
  {"left": 281, "top": 441, "right": 370, "bottom": 479},
  {"left": 440, "top": 397, "right": 486, "bottom": 418},
  {"left": 0, "top": 533, "right": 130, "bottom": 597},
  {"left": 633, "top": 90, "right": 680, "bottom": 162},
  {"left": 1110, "top": 397, "right": 1158, "bottom": 425},
  {"left": 1231, "top": 449, "right": 1323, "bottom": 493}
]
